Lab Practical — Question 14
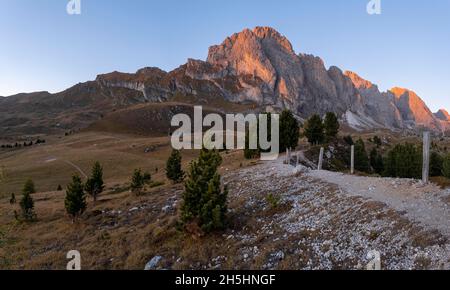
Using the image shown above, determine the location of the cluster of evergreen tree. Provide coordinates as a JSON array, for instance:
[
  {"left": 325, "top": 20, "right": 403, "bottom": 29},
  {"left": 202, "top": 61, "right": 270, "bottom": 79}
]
[
  {"left": 303, "top": 112, "right": 340, "bottom": 145},
  {"left": 346, "top": 138, "right": 383, "bottom": 175},
  {"left": 64, "top": 161, "right": 104, "bottom": 221},
  {"left": 346, "top": 138, "right": 450, "bottom": 180},
  {"left": 130, "top": 169, "right": 152, "bottom": 195},
  {"left": 430, "top": 152, "right": 444, "bottom": 177},
  {"left": 354, "top": 138, "right": 370, "bottom": 173},
  {"left": 181, "top": 149, "right": 228, "bottom": 233},
  {"left": 371, "top": 136, "right": 382, "bottom": 147},
  {"left": 429, "top": 151, "right": 450, "bottom": 178},
  {"left": 0, "top": 139, "right": 46, "bottom": 150},
  {"left": 370, "top": 148, "right": 384, "bottom": 175},
  {"left": 444, "top": 155, "right": 450, "bottom": 178},
  {"left": 243, "top": 110, "right": 300, "bottom": 159},
  {"left": 383, "top": 143, "right": 422, "bottom": 179},
  {"left": 6, "top": 179, "right": 37, "bottom": 221}
]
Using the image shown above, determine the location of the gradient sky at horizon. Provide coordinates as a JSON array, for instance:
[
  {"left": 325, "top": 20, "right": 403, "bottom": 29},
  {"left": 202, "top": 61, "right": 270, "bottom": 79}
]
[{"left": 1, "top": 0, "right": 449, "bottom": 111}]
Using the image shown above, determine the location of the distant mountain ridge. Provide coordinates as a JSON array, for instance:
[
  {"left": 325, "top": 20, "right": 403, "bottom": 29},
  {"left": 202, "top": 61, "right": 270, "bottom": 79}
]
[
  {"left": 1, "top": 26, "right": 449, "bottom": 137},
  {"left": 435, "top": 109, "right": 450, "bottom": 121}
]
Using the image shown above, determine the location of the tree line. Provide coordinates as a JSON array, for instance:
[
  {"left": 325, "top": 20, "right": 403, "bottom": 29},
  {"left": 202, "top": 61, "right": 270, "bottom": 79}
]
[
  {"left": 275, "top": 110, "right": 450, "bottom": 180},
  {"left": 345, "top": 136, "right": 450, "bottom": 179},
  {"left": 243, "top": 110, "right": 341, "bottom": 159},
  {"left": 1, "top": 139, "right": 46, "bottom": 149}
]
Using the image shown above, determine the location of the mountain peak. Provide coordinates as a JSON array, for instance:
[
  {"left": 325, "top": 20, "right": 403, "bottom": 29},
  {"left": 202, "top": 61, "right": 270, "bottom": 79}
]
[
  {"left": 207, "top": 27, "right": 295, "bottom": 67},
  {"left": 2, "top": 26, "right": 447, "bottom": 136},
  {"left": 388, "top": 87, "right": 440, "bottom": 129},
  {"left": 344, "top": 71, "right": 375, "bottom": 90},
  {"left": 206, "top": 26, "right": 299, "bottom": 92},
  {"left": 251, "top": 26, "right": 294, "bottom": 52},
  {"left": 390, "top": 87, "right": 413, "bottom": 97},
  {"left": 435, "top": 109, "right": 450, "bottom": 121}
]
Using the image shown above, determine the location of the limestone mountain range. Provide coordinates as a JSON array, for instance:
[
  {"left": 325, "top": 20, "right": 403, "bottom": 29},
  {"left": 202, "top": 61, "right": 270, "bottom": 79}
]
[{"left": 1, "top": 26, "right": 449, "bottom": 137}]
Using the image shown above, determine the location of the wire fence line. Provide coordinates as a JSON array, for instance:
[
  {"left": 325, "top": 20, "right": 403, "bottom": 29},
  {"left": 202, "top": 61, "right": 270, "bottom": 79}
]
[{"left": 286, "top": 132, "right": 439, "bottom": 183}]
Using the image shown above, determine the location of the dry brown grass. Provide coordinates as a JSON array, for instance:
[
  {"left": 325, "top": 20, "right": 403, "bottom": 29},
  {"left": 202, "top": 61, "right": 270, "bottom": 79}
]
[
  {"left": 1, "top": 130, "right": 449, "bottom": 270},
  {"left": 0, "top": 131, "right": 249, "bottom": 198},
  {"left": 430, "top": 176, "right": 450, "bottom": 189},
  {"left": 0, "top": 131, "right": 263, "bottom": 269}
]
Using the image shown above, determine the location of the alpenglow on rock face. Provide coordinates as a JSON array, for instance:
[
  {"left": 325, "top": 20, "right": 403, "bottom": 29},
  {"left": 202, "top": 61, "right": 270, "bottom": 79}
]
[
  {"left": 389, "top": 87, "right": 441, "bottom": 131},
  {"left": 434, "top": 109, "right": 450, "bottom": 121},
  {"left": 1, "top": 26, "right": 449, "bottom": 136},
  {"left": 434, "top": 109, "right": 450, "bottom": 132},
  {"left": 187, "top": 26, "right": 446, "bottom": 132},
  {"left": 203, "top": 27, "right": 367, "bottom": 121},
  {"left": 344, "top": 71, "right": 404, "bottom": 129}
]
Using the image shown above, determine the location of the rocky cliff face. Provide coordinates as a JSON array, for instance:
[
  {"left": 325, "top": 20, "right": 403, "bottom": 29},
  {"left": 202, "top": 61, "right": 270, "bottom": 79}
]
[
  {"left": 389, "top": 87, "right": 441, "bottom": 130},
  {"left": 185, "top": 27, "right": 446, "bottom": 132},
  {"left": 435, "top": 109, "right": 450, "bottom": 121},
  {"left": 199, "top": 27, "right": 371, "bottom": 123},
  {"left": 345, "top": 71, "right": 404, "bottom": 129},
  {"left": 434, "top": 109, "right": 450, "bottom": 133},
  {"left": 1, "top": 26, "right": 448, "bottom": 136}
]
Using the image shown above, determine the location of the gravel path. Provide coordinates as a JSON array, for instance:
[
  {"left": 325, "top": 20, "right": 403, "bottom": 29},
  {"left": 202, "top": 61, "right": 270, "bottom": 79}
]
[
  {"left": 223, "top": 158, "right": 450, "bottom": 269},
  {"left": 306, "top": 170, "right": 450, "bottom": 238}
]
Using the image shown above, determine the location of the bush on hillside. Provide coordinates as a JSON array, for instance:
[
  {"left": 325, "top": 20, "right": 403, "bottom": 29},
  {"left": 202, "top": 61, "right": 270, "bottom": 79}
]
[{"left": 383, "top": 143, "right": 422, "bottom": 179}]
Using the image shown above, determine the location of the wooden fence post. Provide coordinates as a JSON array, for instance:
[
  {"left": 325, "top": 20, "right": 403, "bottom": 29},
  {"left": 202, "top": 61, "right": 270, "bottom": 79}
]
[
  {"left": 318, "top": 147, "right": 324, "bottom": 170},
  {"left": 422, "top": 131, "right": 430, "bottom": 184},
  {"left": 351, "top": 145, "right": 355, "bottom": 174}
]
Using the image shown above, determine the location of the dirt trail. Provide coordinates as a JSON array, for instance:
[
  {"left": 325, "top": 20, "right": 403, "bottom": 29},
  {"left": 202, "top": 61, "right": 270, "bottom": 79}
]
[
  {"left": 62, "top": 160, "right": 88, "bottom": 178},
  {"left": 41, "top": 146, "right": 88, "bottom": 178},
  {"left": 223, "top": 158, "right": 450, "bottom": 269},
  {"left": 306, "top": 170, "right": 450, "bottom": 238}
]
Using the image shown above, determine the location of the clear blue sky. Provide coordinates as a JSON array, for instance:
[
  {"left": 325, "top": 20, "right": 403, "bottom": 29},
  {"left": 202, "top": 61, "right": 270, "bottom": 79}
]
[{"left": 1, "top": 0, "right": 449, "bottom": 111}]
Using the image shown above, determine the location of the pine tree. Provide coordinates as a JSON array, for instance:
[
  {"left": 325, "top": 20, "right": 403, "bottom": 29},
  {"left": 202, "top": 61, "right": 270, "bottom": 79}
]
[
  {"left": 23, "top": 179, "right": 36, "bottom": 195},
  {"left": 370, "top": 148, "right": 384, "bottom": 175},
  {"left": 244, "top": 126, "right": 259, "bottom": 159},
  {"left": 199, "top": 173, "right": 228, "bottom": 232},
  {"left": 244, "top": 132, "right": 260, "bottom": 159},
  {"left": 85, "top": 161, "right": 104, "bottom": 202},
  {"left": 143, "top": 172, "right": 152, "bottom": 183},
  {"left": 324, "top": 112, "right": 340, "bottom": 141},
  {"left": 343, "top": 135, "right": 354, "bottom": 146},
  {"left": 20, "top": 180, "right": 36, "bottom": 221},
  {"left": 304, "top": 114, "right": 325, "bottom": 145},
  {"left": 373, "top": 136, "right": 382, "bottom": 147},
  {"left": 181, "top": 149, "right": 226, "bottom": 232},
  {"left": 9, "top": 193, "right": 16, "bottom": 205},
  {"left": 443, "top": 154, "right": 450, "bottom": 179},
  {"left": 65, "top": 175, "right": 87, "bottom": 222},
  {"left": 166, "top": 149, "right": 184, "bottom": 183},
  {"left": 279, "top": 110, "right": 300, "bottom": 152},
  {"left": 354, "top": 138, "right": 370, "bottom": 173},
  {"left": 244, "top": 112, "right": 271, "bottom": 159},
  {"left": 430, "top": 151, "right": 444, "bottom": 177},
  {"left": 130, "top": 169, "right": 151, "bottom": 195},
  {"left": 130, "top": 169, "right": 144, "bottom": 195}
]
